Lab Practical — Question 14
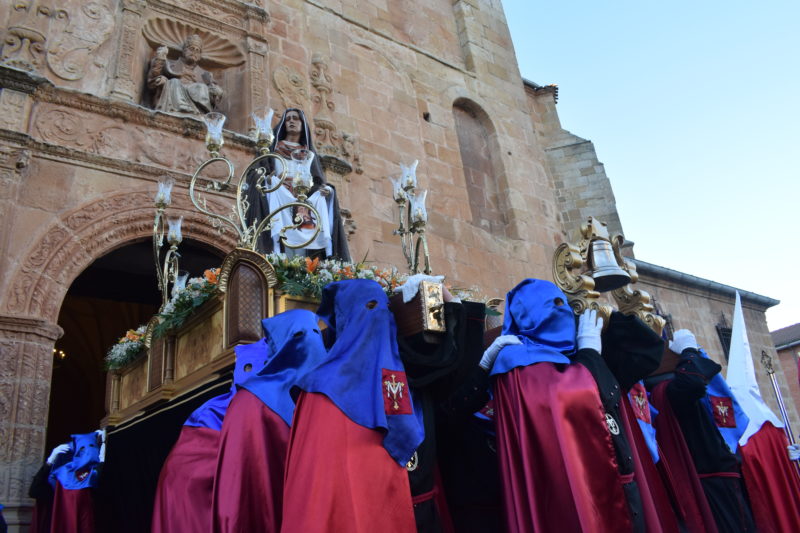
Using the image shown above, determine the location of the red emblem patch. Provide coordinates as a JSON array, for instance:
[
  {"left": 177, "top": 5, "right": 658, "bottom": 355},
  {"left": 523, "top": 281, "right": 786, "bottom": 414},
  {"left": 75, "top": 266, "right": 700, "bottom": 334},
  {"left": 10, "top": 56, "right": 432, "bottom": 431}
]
[
  {"left": 629, "top": 383, "right": 651, "bottom": 424},
  {"left": 382, "top": 369, "right": 412, "bottom": 415},
  {"left": 710, "top": 396, "right": 736, "bottom": 428},
  {"left": 479, "top": 399, "right": 495, "bottom": 420}
]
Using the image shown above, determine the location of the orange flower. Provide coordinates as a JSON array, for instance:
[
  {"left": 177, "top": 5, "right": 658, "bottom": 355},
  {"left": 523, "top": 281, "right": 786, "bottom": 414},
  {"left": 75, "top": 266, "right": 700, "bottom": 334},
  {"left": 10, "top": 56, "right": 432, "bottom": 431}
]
[
  {"left": 204, "top": 268, "right": 219, "bottom": 284},
  {"left": 305, "top": 257, "right": 320, "bottom": 273},
  {"left": 342, "top": 265, "right": 354, "bottom": 278},
  {"left": 125, "top": 330, "right": 139, "bottom": 341}
]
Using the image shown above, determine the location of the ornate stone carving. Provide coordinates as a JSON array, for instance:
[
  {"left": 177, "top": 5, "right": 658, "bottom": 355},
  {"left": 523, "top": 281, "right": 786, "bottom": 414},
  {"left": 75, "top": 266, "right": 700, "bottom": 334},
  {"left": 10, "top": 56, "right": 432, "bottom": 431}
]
[
  {"left": 32, "top": 107, "right": 214, "bottom": 173},
  {"left": 2, "top": 190, "right": 237, "bottom": 321},
  {"left": 342, "top": 132, "right": 363, "bottom": 175},
  {"left": 1, "top": 1, "right": 114, "bottom": 81},
  {"left": 273, "top": 65, "right": 310, "bottom": 110},
  {"left": 142, "top": 18, "right": 245, "bottom": 69},
  {"left": 1, "top": 1, "right": 67, "bottom": 72},
  {"left": 109, "top": 0, "right": 147, "bottom": 101},
  {"left": 308, "top": 55, "right": 362, "bottom": 177},
  {"left": 339, "top": 207, "right": 357, "bottom": 241},
  {"left": 46, "top": 2, "right": 114, "bottom": 80},
  {"left": 0, "top": 89, "right": 32, "bottom": 132}
]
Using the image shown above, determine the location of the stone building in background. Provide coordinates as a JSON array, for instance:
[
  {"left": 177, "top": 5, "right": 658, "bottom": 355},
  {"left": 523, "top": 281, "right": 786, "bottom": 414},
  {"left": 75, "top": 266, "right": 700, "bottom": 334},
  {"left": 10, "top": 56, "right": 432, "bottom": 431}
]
[{"left": 0, "top": 0, "right": 794, "bottom": 529}]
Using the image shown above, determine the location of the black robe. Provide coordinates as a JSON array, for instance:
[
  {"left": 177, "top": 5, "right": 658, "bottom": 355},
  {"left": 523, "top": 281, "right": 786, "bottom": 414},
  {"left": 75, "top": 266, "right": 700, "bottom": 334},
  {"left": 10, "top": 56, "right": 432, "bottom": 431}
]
[
  {"left": 646, "top": 349, "right": 757, "bottom": 533},
  {"left": 398, "top": 301, "right": 502, "bottom": 533}
]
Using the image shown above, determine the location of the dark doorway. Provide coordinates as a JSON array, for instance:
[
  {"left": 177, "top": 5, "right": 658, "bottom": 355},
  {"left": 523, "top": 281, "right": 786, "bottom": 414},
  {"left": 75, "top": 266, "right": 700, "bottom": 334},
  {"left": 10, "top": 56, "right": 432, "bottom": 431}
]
[{"left": 45, "top": 238, "right": 224, "bottom": 452}]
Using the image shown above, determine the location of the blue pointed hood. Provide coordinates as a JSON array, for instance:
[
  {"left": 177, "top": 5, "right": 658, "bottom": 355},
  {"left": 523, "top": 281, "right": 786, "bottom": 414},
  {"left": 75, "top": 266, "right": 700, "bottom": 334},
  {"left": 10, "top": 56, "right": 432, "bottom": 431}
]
[
  {"left": 491, "top": 278, "right": 576, "bottom": 375},
  {"left": 240, "top": 309, "right": 327, "bottom": 425},
  {"left": 295, "top": 279, "right": 424, "bottom": 465}
]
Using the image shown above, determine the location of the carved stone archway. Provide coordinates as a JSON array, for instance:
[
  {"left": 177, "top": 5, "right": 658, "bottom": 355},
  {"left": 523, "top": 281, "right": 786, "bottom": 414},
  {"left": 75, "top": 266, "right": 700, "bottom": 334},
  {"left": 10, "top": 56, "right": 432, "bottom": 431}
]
[{"left": 0, "top": 188, "right": 237, "bottom": 526}]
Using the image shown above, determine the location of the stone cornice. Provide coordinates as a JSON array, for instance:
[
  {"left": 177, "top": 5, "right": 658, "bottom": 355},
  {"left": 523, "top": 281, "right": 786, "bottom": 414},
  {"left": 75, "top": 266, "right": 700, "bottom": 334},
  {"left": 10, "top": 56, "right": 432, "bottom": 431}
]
[
  {"left": 633, "top": 259, "right": 779, "bottom": 310},
  {"left": 0, "top": 129, "right": 189, "bottom": 181},
  {"left": 31, "top": 84, "right": 257, "bottom": 151},
  {"left": 0, "top": 315, "right": 63, "bottom": 341},
  {"left": 0, "top": 66, "right": 53, "bottom": 95}
]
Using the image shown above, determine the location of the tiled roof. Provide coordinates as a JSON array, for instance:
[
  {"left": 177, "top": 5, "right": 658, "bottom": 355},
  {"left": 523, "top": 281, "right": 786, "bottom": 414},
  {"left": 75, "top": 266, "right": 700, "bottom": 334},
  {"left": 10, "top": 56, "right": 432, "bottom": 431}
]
[{"left": 771, "top": 323, "right": 800, "bottom": 349}]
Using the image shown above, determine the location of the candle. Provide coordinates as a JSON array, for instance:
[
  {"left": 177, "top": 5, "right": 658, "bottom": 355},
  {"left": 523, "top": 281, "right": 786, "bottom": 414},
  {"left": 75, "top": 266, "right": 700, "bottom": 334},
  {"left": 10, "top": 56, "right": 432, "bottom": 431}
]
[
  {"left": 409, "top": 189, "right": 428, "bottom": 224},
  {"left": 401, "top": 159, "right": 419, "bottom": 190},
  {"left": 203, "top": 112, "right": 226, "bottom": 148},
  {"left": 390, "top": 177, "right": 406, "bottom": 202},
  {"left": 167, "top": 216, "right": 183, "bottom": 245},
  {"left": 155, "top": 177, "right": 174, "bottom": 208},
  {"left": 251, "top": 108, "right": 275, "bottom": 142}
]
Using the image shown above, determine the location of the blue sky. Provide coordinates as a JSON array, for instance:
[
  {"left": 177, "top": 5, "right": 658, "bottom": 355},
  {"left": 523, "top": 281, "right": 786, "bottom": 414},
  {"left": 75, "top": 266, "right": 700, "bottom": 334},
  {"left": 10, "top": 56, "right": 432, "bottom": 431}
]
[{"left": 501, "top": 1, "right": 799, "bottom": 331}]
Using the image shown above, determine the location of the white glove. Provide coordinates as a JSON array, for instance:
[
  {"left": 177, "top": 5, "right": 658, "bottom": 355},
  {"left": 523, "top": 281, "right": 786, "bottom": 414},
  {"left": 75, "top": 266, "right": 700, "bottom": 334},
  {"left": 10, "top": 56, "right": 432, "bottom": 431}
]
[
  {"left": 788, "top": 444, "right": 800, "bottom": 461},
  {"left": 479, "top": 335, "right": 522, "bottom": 371},
  {"left": 670, "top": 329, "right": 699, "bottom": 354},
  {"left": 96, "top": 428, "right": 107, "bottom": 462},
  {"left": 393, "top": 274, "right": 445, "bottom": 303},
  {"left": 46, "top": 443, "right": 71, "bottom": 465},
  {"left": 576, "top": 309, "right": 603, "bottom": 353}
]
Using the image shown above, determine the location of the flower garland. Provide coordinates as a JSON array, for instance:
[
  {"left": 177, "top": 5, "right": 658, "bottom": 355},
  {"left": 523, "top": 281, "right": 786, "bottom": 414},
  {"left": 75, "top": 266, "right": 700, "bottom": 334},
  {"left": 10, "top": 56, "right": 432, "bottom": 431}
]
[
  {"left": 104, "top": 268, "right": 221, "bottom": 370},
  {"left": 152, "top": 268, "right": 221, "bottom": 338},
  {"left": 105, "top": 325, "right": 147, "bottom": 369},
  {"left": 266, "top": 253, "right": 406, "bottom": 300}
]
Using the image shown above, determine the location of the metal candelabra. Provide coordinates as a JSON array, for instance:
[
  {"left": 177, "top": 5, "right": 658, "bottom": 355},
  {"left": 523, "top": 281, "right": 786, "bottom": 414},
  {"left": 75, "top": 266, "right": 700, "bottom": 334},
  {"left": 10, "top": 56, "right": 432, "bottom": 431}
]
[{"left": 390, "top": 160, "right": 431, "bottom": 274}]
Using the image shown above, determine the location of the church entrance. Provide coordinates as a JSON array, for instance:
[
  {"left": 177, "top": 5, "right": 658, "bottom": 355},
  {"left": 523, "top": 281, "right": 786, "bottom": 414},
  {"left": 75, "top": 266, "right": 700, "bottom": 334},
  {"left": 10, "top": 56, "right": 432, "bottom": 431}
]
[{"left": 45, "top": 238, "right": 224, "bottom": 452}]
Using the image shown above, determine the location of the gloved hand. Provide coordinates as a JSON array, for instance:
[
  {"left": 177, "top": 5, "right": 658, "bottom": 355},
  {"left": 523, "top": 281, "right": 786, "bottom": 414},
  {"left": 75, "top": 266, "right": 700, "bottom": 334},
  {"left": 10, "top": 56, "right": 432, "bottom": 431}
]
[
  {"left": 393, "top": 274, "right": 445, "bottom": 303},
  {"left": 96, "top": 429, "right": 107, "bottom": 462},
  {"left": 788, "top": 444, "right": 800, "bottom": 461},
  {"left": 576, "top": 309, "right": 604, "bottom": 353},
  {"left": 670, "top": 329, "right": 699, "bottom": 354},
  {"left": 479, "top": 335, "right": 522, "bottom": 371},
  {"left": 46, "top": 443, "right": 71, "bottom": 465}
]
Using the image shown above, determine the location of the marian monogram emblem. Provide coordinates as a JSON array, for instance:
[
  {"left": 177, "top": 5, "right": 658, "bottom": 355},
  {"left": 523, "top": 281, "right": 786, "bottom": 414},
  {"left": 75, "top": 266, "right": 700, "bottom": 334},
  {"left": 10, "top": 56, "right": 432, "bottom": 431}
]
[
  {"left": 629, "top": 383, "right": 651, "bottom": 424},
  {"left": 709, "top": 395, "right": 736, "bottom": 428},
  {"left": 382, "top": 369, "right": 412, "bottom": 415}
]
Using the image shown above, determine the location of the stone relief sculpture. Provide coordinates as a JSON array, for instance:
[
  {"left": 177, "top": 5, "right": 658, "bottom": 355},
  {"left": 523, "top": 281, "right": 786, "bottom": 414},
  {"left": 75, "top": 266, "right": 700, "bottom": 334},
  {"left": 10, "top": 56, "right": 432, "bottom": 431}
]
[
  {"left": 142, "top": 17, "right": 245, "bottom": 114},
  {"left": 272, "top": 56, "right": 363, "bottom": 177},
  {"left": 1, "top": 0, "right": 114, "bottom": 80},
  {"left": 147, "top": 35, "right": 223, "bottom": 114}
]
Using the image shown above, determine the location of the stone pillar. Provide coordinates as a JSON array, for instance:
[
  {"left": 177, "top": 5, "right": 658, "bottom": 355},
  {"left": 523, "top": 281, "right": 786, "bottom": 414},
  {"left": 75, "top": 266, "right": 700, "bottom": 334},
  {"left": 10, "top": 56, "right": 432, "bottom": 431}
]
[
  {"left": 110, "top": 0, "right": 148, "bottom": 101},
  {"left": 246, "top": 36, "right": 269, "bottom": 117},
  {"left": 0, "top": 315, "right": 62, "bottom": 531}
]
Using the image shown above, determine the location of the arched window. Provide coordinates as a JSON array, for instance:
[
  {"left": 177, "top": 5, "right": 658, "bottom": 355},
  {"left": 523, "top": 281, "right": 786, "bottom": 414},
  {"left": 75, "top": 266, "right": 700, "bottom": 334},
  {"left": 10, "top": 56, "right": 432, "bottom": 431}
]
[{"left": 452, "top": 99, "right": 507, "bottom": 235}]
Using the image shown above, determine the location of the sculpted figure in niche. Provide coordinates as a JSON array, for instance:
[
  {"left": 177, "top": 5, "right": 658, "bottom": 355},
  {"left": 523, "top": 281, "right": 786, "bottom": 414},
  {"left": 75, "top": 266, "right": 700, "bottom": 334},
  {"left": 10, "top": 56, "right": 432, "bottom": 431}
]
[
  {"left": 147, "top": 34, "right": 223, "bottom": 114},
  {"left": 245, "top": 108, "right": 351, "bottom": 261}
]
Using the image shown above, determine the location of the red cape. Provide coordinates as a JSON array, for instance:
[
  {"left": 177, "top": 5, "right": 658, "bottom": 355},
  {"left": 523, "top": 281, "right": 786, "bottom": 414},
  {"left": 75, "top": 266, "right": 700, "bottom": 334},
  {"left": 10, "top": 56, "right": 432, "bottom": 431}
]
[
  {"left": 619, "top": 399, "right": 681, "bottom": 533},
  {"left": 649, "top": 382, "right": 718, "bottom": 533},
  {"left": 212, "top": 389, "right": 290, "bottom": 533},
  {"left": 281, "top": 391, "right": 416, "bottom": 533},
  {"left": 151, "top": 425, "right": 219, "bottom": 533},
  {"left": 50, "top": 482, "right": 94, "bottom": 533},
  {"left": 740, "top": 422, "right": 800, "bottom": 533},
  {"left": 494, "top": 364, "right": 631, "bottom": 533}
]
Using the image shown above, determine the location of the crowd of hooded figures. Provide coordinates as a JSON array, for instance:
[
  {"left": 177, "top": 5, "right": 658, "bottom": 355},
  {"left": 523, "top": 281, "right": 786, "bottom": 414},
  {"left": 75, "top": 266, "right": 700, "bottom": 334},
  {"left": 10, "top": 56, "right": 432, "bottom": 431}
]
[
  {"left": 22, "top": 109, "right": 800, "bottom": 533},
  {"left": 29, "top": 274, "right": 800, "bottom": 533}
]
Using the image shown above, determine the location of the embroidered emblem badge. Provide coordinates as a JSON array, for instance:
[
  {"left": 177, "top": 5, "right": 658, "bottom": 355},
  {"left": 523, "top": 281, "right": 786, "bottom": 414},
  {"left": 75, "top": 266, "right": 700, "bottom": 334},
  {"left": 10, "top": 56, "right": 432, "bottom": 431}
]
[
  {"left": 382, "top": 369, "right": 412, "bottom": 415},
  {"left": 709, "top": 395, "right": 736, "bottom": 428},
  {"left": 629, "top": 383, "right": 652, "bottom": 424},
  {"left": 406, "top": 451, "right": 418, "bottom": 472},
  {"left": 605, "top": 413, "right": 620, "bottom": 435}
]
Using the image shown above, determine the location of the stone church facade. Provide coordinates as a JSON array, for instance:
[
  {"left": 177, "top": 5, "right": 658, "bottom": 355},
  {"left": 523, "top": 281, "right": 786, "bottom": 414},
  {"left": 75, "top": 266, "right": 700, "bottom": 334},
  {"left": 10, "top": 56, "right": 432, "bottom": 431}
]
[{"left": 0, "top": 0, "right": 794, "bottom": 528}]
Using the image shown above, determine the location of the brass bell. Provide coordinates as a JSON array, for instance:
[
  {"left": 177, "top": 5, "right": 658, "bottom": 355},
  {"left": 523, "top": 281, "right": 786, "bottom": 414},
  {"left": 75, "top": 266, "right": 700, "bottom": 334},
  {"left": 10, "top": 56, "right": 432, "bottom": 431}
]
[{"left": 588, "top": 238, "right": 631, "bottom": 292}]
